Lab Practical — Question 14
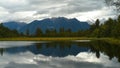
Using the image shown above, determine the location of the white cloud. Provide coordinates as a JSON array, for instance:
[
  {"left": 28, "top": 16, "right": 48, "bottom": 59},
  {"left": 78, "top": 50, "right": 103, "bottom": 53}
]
[
  {"left": 0, "top": 0, "right": 28, "bottom": 8},
  {"left": 67, "top": 6, "right": 117, "bottom": 22},
  {"left": 0, "top": 0, "right": 118, "bottom": 23}
]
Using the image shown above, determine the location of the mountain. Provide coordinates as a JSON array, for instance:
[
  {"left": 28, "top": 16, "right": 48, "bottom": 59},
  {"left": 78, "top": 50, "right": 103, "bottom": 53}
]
[
  {"left": 3, "top": 21, "right": 27, "bottom": 31},
  {"left": 20, "top": 17, "right": 90, "bottom": 34},
  {"left": 2, "top": 17, "right": 90, "bottom": 34}
]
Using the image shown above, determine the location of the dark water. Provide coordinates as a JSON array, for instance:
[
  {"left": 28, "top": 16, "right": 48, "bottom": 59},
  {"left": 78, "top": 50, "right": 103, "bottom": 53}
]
[{"left": 0, "top": 40, "right": 120, "bottom": 68}]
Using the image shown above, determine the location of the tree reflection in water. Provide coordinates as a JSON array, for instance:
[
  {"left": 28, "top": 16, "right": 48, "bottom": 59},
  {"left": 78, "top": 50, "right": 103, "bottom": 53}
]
[{"left": 0, "top": 40, "right": 120, "bottom": 62}]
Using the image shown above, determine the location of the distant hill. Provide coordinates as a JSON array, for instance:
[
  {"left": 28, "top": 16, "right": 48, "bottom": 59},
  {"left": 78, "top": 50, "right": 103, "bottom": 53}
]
[
  {"left": 0, "top": 24, "right": 20, "bottom": 37},
  {"left": 20, "top": 17, "right": 90, "bottom": 34},
  {"left": 3, "top": 21, "right": 27, "bottom": 31},
  {"left": 2, "top": 17, "right": 90, "bottom": 34}
]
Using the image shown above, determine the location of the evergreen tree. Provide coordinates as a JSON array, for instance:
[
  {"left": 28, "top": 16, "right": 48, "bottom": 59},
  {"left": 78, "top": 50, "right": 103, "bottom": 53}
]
[
  {"left": 59, "top": 28, "right": 65, "bottom": 37},
  {"left": 118, "top": 15, "right": 120, "bottom": 23},
  {"left": 95, "top": 19, "right": 100, "bottom": 28},
  {"left": 0, "top": 23, "right": 20, "bottom": 37},
  {"left": 35, "top": 28, "right": 42, "bottom": 37},
  {"left": 26, "top": 29, "right": 30, "bottom": 36},
  {"left": 65, "top": 28, "right": 72, "bottom": 37}
]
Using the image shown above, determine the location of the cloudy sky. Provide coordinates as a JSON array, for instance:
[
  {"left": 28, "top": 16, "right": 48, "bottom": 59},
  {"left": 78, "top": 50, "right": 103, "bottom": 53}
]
[{"left": 0, "top": 0, "right": 118, "bottom": 23}]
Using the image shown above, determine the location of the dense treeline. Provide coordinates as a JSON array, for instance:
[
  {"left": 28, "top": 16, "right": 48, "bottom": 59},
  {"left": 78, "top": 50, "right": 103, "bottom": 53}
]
[
  {"left": 0, "top": 23, "right": 20, "bottom": 37},
  {"left": 29, "top": 15, "right": 120, "bottom": 38},
  {"left": 90, "top": 15, "right": 120, "bottom": 38},
  {"left": 0, "top": 15, "right": 120, "bottom": 38},
  {"left": 25, "top": 28, "right": 88, "bottom": 37}
]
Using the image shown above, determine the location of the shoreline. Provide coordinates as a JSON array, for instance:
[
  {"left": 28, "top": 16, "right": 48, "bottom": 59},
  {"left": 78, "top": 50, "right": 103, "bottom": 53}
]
[
  {"left": 0, "top": 37, "right": 119, "bottom": 45},
  {"left": 0, "top": 37, "right": 104, "bottom": 41}
]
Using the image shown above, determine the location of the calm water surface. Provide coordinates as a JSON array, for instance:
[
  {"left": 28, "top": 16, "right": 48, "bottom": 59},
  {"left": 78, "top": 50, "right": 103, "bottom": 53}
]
[{"left": 0, "top": 40, "right": 120, "bottom": 68}]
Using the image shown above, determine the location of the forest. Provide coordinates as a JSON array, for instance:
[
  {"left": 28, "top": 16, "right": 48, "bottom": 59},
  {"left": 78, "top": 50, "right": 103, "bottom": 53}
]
[{"left": 0, "top": 15, "right": 120, "bottom": 38}]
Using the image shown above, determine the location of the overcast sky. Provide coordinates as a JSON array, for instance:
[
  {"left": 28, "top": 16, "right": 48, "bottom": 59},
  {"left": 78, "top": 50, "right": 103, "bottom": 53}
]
[{"left": 0, "top": 0, "right": 118, "bottom": 23}]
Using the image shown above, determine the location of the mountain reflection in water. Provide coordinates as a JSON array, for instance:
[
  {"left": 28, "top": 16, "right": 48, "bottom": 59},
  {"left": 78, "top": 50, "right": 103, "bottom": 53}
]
[{"left": 0, "top": 40, "right": 120, "bottom": 68}]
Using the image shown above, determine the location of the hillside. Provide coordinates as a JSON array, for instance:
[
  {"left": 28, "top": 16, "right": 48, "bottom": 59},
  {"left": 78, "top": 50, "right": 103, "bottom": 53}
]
[{"left": 20, "top": 17, "right": 90, "bottom": 34}]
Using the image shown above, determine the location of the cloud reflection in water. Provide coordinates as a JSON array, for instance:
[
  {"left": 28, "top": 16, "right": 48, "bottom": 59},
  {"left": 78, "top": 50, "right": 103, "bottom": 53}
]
[{"left": 1, "top": 51, "right": 119, "bottom": 68}]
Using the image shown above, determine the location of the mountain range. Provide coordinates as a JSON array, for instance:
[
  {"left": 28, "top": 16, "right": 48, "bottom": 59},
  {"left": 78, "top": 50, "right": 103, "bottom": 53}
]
[
  {"left": 3, "top": 21, "right": 27, "bottom": 31},
  {"left": 3, "top": 17, "right": 90, "bottom": 34}
]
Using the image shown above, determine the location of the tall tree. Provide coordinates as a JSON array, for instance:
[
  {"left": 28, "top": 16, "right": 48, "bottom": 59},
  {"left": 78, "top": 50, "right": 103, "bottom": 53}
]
[
  {"left": 89, "top": 19, "right": 100, "bottom": 37},
  {"left": 0, "top": 23, "right": 20, "bottom": 37},
  {"left": 95, "top": 19, "right": 100, "bottom": 28},
  {"left": 35, "top": 28, "right": 43, "bottom": 37},
  {"left": 65, "top": 28, "right": 72, "bottom": 37},
  {"left": 118, "top": 15, "right": 120, "bottom": 23},
  {"left": 26, "top": 29, "right": 30, "bottom": 36},
  {"left": 59, "top": 28, "right": 65, "bottom": 37}
]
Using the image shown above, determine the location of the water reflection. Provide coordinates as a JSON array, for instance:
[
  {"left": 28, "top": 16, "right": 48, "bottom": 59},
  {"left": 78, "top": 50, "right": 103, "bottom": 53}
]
[
  {"left": 0, "top": 40, "right": 120, "bottom": 68},
  {"left": 1, "top": 41, "right": 90, "bottom": 57}
]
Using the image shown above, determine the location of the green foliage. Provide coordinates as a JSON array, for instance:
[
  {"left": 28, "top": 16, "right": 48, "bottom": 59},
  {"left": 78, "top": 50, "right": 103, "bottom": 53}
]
[
  {"left": 26, "top": 29, "right": 30, "bottom": 36},
  {"left": 89, "top": 16, "right": 120, "bottom": 38},
  {"left": 95, "top": 19, "right": 100, "bottom": 28},
  {"left": 1, "top": 15, "right": 120, "bottom": 38},
  {"left": 0, "top": 23, "right": 20, "bottom": 38},
  {"left": 24, "top": 15, "right": 120, "bottom": 38},
  {"left": 35, "top": 28, "right": 43, "bottom": 37}
]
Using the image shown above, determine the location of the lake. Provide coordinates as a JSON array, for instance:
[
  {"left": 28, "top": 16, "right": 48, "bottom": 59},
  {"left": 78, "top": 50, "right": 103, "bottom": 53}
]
[{"left": 0, "top": 40, "right": 120, "bottom": 68}]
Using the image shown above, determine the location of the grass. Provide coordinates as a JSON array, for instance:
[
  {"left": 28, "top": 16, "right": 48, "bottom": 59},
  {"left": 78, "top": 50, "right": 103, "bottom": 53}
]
[
  {"left": 0, "top": 37, "right": 93, "bottom": 41},
  {"left": 0, "top": 37, "right": 111, "bottom": 41},
  {"left": 0, "top": 37, "right": 120, "bottom": 45},
  {"left": 102, "top": 38, "right": 120, "bottom": 45}
]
